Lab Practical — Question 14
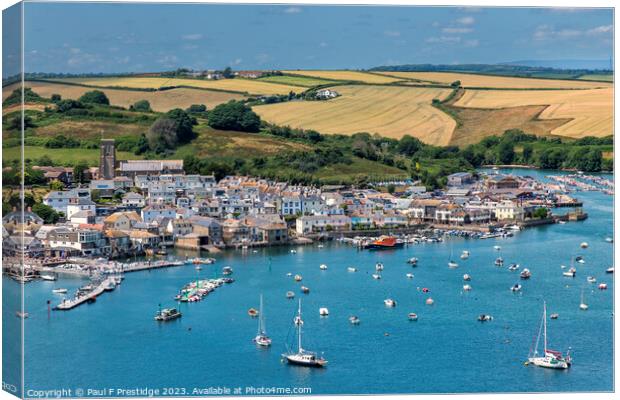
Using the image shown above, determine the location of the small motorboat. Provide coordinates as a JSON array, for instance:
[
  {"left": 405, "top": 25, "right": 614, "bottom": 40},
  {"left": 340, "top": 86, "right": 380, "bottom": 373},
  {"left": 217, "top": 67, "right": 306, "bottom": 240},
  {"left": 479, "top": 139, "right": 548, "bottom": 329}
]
[
  {"left": 494, "top": 245, "right": 502, "bottom": 251},
  {"left": 425, "top": 298, "right": 434, "bottom": 305},
  {"left": 408, "top": 313, "right": 418, "bottom": 321},
  {"left": 563, "top": 267, "right": 576, "bottom": 278},
  {"left": 286, "top": 272, "right": 293, "bottom": 277},
  {"left": 478, "top": 314, "right": 493, "bottom": 322},
  {"left": 347, "top": 267, "right": 358, "bottom": 272},
  {"left": 508, "top": 263, "right": 520, "bottom": 271},
  {"left": 222, "top": 266, "right": 233, "bottom": 275},
  {"left": 448, "top": 261, "right": 459, "bottom": 268},
  {"left": 605, "top": 237, "right": 613, "bottom": 243},
  {"left": 606, "top": 267, "right": 614, "bottom": 274},
  {"left": 372, "top": 273, "right": 382, "bottom": 280},
  {"left": 349, "top": 316, "right": 360, "bottom": 325},
  {"left": 290, "top": 249, "right": 297, "bottom": 254},
  {"left": 422, "top": 287, "right": 430, "bottom": 293},
  {"left": 407, "top": 257, "right": 418, "bottom": 265},
  {"left": 52, "top": 288, "right": 67, "bottom": 294},
  {"left": 550, "top": 313, "right": 559, "bottom": 319},
  {"left": 520, "top": 269, "right": 531, "bottom": 280},
  {"left": 460, "top": 251, "right": 469, "bottom": 260},
  {"left": 494, "top": 257, "right": 504, "bottom": 266},
  {"left": 463, "top": 274, "right": 471, "bottom": 281},
  {"left": 319, "top": 264, "right": 328, "bottom": 270},
  {"left": 319, "top": 307, "right": 329, "bottom": 316},
  {"left": 294, "top": 274, "right": 303, "bottom": 282},
  {"left": 195, "top": 266, "right": 202, "bottom": 271},
  {"left": 575, "top": 256, "right": 585, "bottom": 264},
  {"left": 511, "top": 283, "right": 522, "bottom": 292},
  {"left": 463, "top": 284, "right": 472, "bottom": 291},
  {"left": 248, "top": 308, "right": 259, "bottom": 318},
  {"left": 154, "top": 308, "right": 182, "bottom": 321},
  {"left": 286, "top": 291, "right": 295, "bottom": 299},
  {"left": 580, "top": 290, "right": 588, "bottom": 310},
  {"left": 317, "top": 244, "right": 324, "bottom": 248},
  {"left": 598, "top": 283, "right": 608, "bottom": 290},
  {"left": 300, "top": 286, "right": 310, "bottom": 294},
  {"left": 580, "top": 242, "right": 589, "bottom": 249},
  {"left": 375, "top": 263, "right": 384, "bottom": 271},
  {"left": 40, "top": 274, "right": 57, "bottom": 281},
  {"left": 406, "top": 273, "right": 414, "bottom": 279},
  {"left": 587, "top": 276, "right": 597, "bottom": 283},
  {"left": 384, "top": 299, "right": 396, "bottom": 307},
  {"left": 16, "top": 311, "right": 29, "bottom": 319}
]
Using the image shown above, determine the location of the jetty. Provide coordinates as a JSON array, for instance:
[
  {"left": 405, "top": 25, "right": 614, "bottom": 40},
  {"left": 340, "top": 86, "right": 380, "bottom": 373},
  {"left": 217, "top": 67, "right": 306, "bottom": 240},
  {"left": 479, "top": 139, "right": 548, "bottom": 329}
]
[{"left": 55, "top": 277, "right": 115, "bottom": 311}]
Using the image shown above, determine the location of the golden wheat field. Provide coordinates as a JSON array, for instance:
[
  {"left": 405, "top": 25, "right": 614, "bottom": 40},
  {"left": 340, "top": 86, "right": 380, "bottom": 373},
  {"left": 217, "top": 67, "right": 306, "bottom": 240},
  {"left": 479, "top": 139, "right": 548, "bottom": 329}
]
[
  {"left": 282, "top": 70, "right": 403, "bottom": 84},
  {"left": 5, "top": 81, "right": 246, "bottom": 112},
  {"left": 374, "top": 71, "right": 613, "bottom": 89},
  {"left": 255, "top": 85, "right": 456, "bottom": 145},
  {"left": 454, "top": 88, "right": 613, "bottom": 138},
  {"left": 56, "top": 77, "right": 304, "bottom": 95}
]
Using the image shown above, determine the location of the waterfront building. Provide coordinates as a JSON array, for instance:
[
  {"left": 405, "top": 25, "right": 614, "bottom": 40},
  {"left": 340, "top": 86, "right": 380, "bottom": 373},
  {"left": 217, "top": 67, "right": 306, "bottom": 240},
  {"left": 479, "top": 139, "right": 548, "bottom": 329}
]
[
  {"left": 296, "top": 215, "right": 352, "bottom": 235},
  {"left": 43, "top": 189, "right": 91, "bottom": 215},
  {"left": 141, "top": 205, "right": 177, "bottom": 223},
  {"left": 103, "top": 211, "right": 142, "bottom": 231}
]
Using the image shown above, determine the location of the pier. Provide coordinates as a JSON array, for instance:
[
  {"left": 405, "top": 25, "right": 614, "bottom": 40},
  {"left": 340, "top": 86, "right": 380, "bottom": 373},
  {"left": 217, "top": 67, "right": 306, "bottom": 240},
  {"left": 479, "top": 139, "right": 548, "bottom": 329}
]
[{"left": 55, "top": 277, "right": 115, "bottom": 311}]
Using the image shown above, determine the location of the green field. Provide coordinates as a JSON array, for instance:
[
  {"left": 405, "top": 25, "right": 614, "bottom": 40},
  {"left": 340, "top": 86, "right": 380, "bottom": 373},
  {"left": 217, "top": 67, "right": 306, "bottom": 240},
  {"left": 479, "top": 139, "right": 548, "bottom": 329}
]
[
  {"left": 577, "top": 74, "right": 614, "bottom": 82},
  {"left": 314, "top": 157, "right": 409, "bottom": 183},
  {"left": 6, "top": 146, "right": 142, "bottom": 166},
  {"left": 258, "top": 74, "right": 337, "bottom": 87}
]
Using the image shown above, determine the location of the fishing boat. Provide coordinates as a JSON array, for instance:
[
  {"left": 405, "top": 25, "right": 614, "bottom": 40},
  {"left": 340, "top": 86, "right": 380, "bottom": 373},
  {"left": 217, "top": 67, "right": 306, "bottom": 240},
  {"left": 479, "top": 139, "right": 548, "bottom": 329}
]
[
  {"left": 579, "top": 290, "right": 588, "bottom": 310},
  {"left": 362, "top": 236, "right": 404, "bottom": 250},
  {"left": 319, "top": 264, "right": 328, "bottom": 270},
  {"left": 282, "top": 300, "right": 327, "bottom": 368},
  {"left": 347, "top": 267, "right": 358, "bottom": 272},
  {"left": 248, "top": 308, "right": 259, "bottom": 318},
  {"left": 527, "top": 301, "right": 571, "bottom": 369},
  {"left": 349, "top": 316, "right": 360, "bottom": 325},
  {"left": 319, "top": 307, "right": 329, "bottom": 316},
  {"left": 52, "top": 288, "right": 68, "bottom": 294},
  {"left": 511, "top": 283, "right": 522, "bottom": 292},
  {"left": 384, "top": 299, "right": 396, "bottom": 307},
  {"left": 375, "top": 262, "right": 384, "bottom": 271},
  {"left": 563, "top": 267, "right": 576, "bottom": 278},
  {"left": 154, "top": 307, "right": 182, "bottom": 322},
  {"left": 520, "top": 269, "right": 531, "bottom": 280},
  {"left": 408, "top": 313, "right": 418, "bottom": 321},
  {"left": 286, "top": 291, "right": 295, "bottom": 299},
  {"left": 478, "top": 314, "right": 493, "bottom": 322},
  {"left": 294, "top": 274, "right": 303, "bottom": 282},
  {"left": 406, "top": 273, "right": 414, "bottom": 279},
  {"left": 253, "top": 295, "right": 272, "bottom": 347},
  {"left": 587, "top": 276, "right": 597, "bottom": 283},
  {"left": 606, "top": 267, "right": 614, "bottom": 274},
  {"left": 406, "top": 257, "right": 418, "bottom": 265},
  {"left": 463, "top": 274, "right": 471, "bottom": 281},
  {"left": 222, "top": 266, "right": 233, "bottom": 275}
]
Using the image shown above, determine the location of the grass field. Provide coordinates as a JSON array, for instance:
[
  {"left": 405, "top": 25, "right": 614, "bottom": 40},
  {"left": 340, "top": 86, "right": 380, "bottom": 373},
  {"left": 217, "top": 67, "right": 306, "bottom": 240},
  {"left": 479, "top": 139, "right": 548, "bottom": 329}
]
[
  {"left": 314, "top": 157, "right": 409, "bottom": 182},
  {"left": 5, "top": 146, "right": 141, "bottom": 165},
  {"left": 33, "top": 119, "right": 149, "bottom": 139},
  {"left": 258, "top": 74, "right": 336, "bottom": 87},
  {"left": 577, "top": 74, "right": 614, "bottom": 82},
  {"left": 4, "top": 81, "right": 246, "bottom": 112},
  {"left": 282, "top": 70, "right": 403, "bottom": 84},
  {"left": 373, "top": 71, "right": 613, "bottom": 89},
  {"left": 254, "top": 85, "right": 456, "bottom": 145},
  {"left": 453, "top": 88, "right": 613, "bottom": 139},
  {"left": 56, "top": 76, "right": 304, "bottom": 95}
]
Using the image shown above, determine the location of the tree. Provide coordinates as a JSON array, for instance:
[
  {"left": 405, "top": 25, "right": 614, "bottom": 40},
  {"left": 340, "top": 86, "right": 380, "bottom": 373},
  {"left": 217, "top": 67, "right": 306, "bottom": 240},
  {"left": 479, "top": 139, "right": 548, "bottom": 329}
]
[
  {"left": 186, "top": 104, "right": 207, "bottom": 113},
  {"left": 387, "top": 184, "right": 396, "bottom": 194},
  {"left": 450, "top": 80, "right": 461, "bottom": 88},
  {"left": 208, "top": 101, "right": 261, "bottom": 132},
  {"left": 78, "top": 90, "right": 109, "bottom": 105},
  {"left": 38, "top": 155, "right": 54, "bottom": 166},
  {"left": 147, "top": 118, "right": 179, "bottom": 152},
  {"left": 497, "top": 141, "right": 515, "bottom": 165},
  {"left": 49, "top": 181, "right": 64, "bottom": 191},
  {"left": 522, "top": 144, "right": 533, "bottom": 163},
  {"left": 7, "top": 114, "right": 35, "bottom": 130},
  {"left": 130, "top": 100, "right": 151, "bottom": 112},
  {"left": 165, "top": 108, "right": 197, "bottom": 143},
  {"left": 73, "top": 160, "right": 90, "bottom": 184},
  {"left": 223, "top": 67, "right": 233, "bottom": 78},
  {"left": 32, "top": 203, "right": 60, "bottom": 224},
  {"left": 532, "top": 207, "right": 548, "bottom": 219},
  {"left": 50, "top": 94, "right": 62, "bottom": 103},
  {"left": 397, "top": 135, "right": 423, "bottom": 156}
]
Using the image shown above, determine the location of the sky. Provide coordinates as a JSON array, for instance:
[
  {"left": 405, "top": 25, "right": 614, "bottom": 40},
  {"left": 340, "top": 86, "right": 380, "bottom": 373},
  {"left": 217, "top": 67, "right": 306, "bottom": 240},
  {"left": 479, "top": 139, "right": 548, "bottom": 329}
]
[{"left": 5, "top": 3, "right": 615, "bottom": 75}]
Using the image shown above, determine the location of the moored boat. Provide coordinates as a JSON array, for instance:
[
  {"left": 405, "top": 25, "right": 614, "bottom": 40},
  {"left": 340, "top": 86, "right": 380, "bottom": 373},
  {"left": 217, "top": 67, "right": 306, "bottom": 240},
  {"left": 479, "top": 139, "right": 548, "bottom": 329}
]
[
  {"left": 407, "top": 257, "right": 418, "bottom": 265},
  {"left": 253, "top": 295, "right": 272, "bottom": 347},
  {"left": 527, "top": 301, "right": 571, "bottom": 369},
  {"left": 282, "top": 300, "right": 327, "bottom": 368},
  {"left": 408, "top": 313, "right": 418, "bottom": 321},
  {"left": 463, "top": 274, "right": 471, "bottom": 281},
  {"left": 520, "top": 269, "right": 531, "bottom": 279},
  {"left": 154, "top": 307, "right": 182, "bottom": 321},
  {"left": 349, "top": 316, "right": 360, "bottom": 325},
  {"left": 384, "top": 299, "right": 396, "bottom": 307},
  {"left": 478, "top": 314, "right": 493, "bottom": 322},
  {"left": 363, "top": 236, "right": 404, "bottom": 250},
  {"left": 52, "top": 288, "right": 68, "bottom": 294}
]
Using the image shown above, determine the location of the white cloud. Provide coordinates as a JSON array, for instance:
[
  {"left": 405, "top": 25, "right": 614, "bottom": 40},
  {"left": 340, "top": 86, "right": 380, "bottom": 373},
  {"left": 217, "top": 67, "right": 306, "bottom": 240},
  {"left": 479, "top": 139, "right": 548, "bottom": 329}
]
[
  {"left": 587, "top": 25, "right": 613, "bottom": 35},
  {"left": 464, "top": 39, "right": 479, "bottom": 47},
  {"left": 425, "top": 36, "right": 462, "bottom": 44},
  {"left": 456, "top": 16, "right": 475, "bottom": 25},
  {"left": 284, "top": 7, "right": 302, "bottom": 14},
  {"left": 384, "top": 30, "right": 401, "bottom": 37},
  {"left": 232, "top": 58, "right": 242, "bottom": 65},
  {"left": 182, "top": 33, "right": 203, "bottom": 41},
  {"left": 442, "top": 27, "right": 473, "bottom": 34},
  {"left": 157, "top": 55, "right": 179, "bottom": 68},
  {"left": 534, "top": 24, "right": 611, "bottom": 41}
]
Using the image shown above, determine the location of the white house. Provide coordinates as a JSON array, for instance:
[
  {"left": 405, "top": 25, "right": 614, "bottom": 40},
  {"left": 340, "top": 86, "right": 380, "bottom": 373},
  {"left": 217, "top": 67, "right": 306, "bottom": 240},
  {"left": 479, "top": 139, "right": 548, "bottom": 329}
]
[
  {"left": 122, "top": 192, "right": 145, "bottom": 208},
  {"left": 296, "top": 215, "right": 351, "bottom": 235}
]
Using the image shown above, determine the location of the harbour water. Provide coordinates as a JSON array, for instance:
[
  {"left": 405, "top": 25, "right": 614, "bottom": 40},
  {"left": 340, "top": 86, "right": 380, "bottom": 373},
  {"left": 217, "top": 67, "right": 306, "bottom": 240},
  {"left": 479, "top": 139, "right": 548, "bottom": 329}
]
[{"left": 7, "top": 169, "right": 614, "bottom": 395}]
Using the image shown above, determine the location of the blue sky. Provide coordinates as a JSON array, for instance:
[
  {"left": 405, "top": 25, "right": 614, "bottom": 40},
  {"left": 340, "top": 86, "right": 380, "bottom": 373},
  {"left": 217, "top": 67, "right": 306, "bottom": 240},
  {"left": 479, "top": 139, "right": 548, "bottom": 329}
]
[{"left": 15, "top": 3, "right": 615, "bottom": 74}]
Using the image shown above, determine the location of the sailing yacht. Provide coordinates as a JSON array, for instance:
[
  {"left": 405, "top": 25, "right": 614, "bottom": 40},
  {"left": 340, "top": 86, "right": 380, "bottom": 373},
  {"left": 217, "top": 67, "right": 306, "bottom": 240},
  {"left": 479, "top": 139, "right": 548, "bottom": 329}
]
[
  {"left": 579, "top": 289, "right": 589, "bottom": 310},
  {"left": 527, "top": 301, "right": 572, "bottom": 369},
  {"left": 282, "top": 300, "right": 327, "bottom": 368},
  {"left": 448, "top": 241, "right": 458, "bottom": 268},
  {"left": 253, "top": 295, "right": 272, "bottom": 347}
]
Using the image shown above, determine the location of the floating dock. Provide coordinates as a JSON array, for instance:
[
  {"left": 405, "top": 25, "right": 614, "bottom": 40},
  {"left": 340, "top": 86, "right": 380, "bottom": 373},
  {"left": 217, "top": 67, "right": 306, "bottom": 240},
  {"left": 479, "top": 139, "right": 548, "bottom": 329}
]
[{"left": 54, "top": 277, "right": 115, "bottom": 311}]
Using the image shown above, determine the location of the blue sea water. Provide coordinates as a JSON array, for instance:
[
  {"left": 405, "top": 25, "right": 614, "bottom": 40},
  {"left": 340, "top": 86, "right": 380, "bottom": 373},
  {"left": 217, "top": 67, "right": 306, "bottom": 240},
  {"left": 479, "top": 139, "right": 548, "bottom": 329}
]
[{"left": 6, "top": 169, "right": 614, "bottom": 396}]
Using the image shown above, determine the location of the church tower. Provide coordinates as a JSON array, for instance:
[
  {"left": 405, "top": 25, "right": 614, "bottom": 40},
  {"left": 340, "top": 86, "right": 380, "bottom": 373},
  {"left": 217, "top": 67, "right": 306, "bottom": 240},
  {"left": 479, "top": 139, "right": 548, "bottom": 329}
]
[{"left": 99, "top": 139, "right": 116, "bottom": 179}]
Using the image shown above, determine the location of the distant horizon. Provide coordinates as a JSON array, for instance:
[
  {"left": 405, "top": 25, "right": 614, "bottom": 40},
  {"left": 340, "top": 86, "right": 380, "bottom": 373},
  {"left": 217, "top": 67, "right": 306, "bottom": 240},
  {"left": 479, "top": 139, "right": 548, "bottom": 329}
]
[{"left": 2, "top": 3, "right": 613, "bottom": 77}]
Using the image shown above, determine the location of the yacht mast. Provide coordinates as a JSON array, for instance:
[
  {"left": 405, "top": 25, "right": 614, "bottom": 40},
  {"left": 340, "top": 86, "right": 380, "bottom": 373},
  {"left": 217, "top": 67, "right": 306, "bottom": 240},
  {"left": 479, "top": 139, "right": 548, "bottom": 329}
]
[
  {"left": 297, "top": 299, "right": 303, "bottom": 353},
  {"left": 543, "top": 301, "right": 547, "bottom": 353}
]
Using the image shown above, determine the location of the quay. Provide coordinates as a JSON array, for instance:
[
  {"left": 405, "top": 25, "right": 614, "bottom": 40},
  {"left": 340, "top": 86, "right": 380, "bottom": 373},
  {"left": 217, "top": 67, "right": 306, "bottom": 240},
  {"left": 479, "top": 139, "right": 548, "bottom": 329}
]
[{"left": 55, "top": 277, "right": 115, "bottom": 311}]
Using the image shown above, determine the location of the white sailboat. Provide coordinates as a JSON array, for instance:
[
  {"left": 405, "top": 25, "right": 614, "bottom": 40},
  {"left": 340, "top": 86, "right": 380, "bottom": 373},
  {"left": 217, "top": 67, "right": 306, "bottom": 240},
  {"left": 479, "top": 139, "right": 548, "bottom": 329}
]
[
  {"left": 579, "top": 289, "right": 589, "bottom": 310},
  {"left": 527, "top": 301, "right": 572, "bottom": 369},
  {"left": 447, "top": 241, "right": 458, "bottom": 268},
  {"left": 253, "top": 295, "right": 272, "bottom": 347},
  {"left": 282, "top": 300, "right": 327, "bottom": 368}
]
